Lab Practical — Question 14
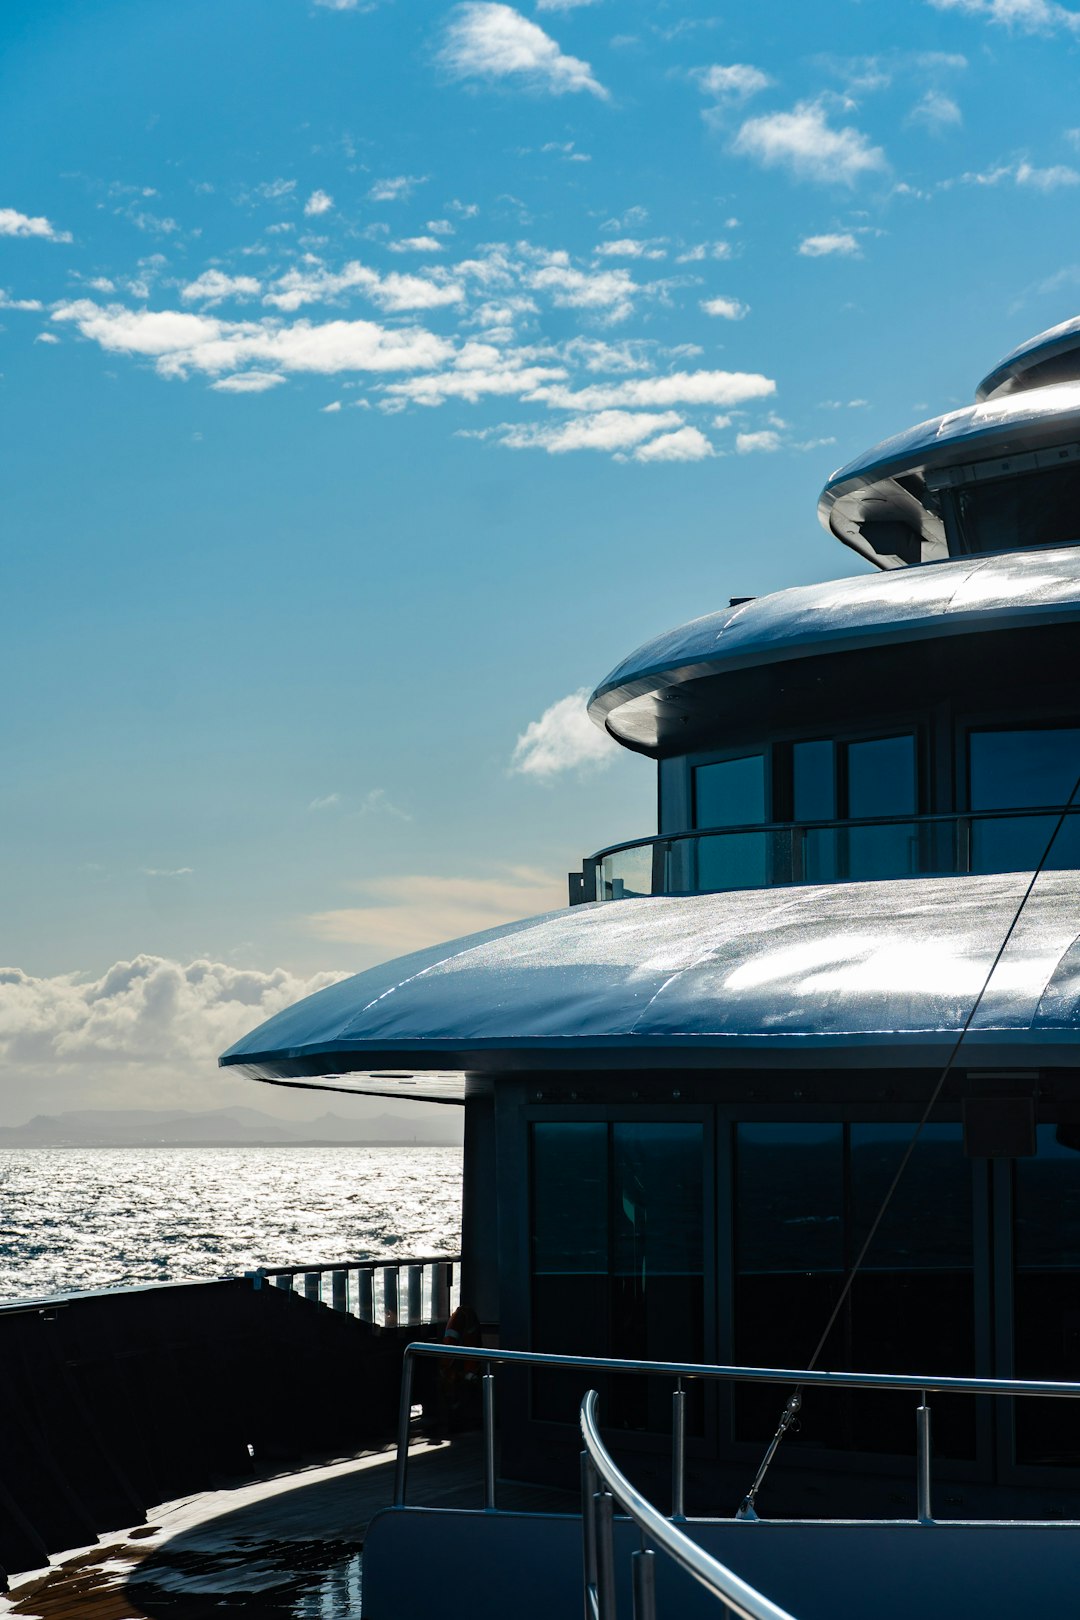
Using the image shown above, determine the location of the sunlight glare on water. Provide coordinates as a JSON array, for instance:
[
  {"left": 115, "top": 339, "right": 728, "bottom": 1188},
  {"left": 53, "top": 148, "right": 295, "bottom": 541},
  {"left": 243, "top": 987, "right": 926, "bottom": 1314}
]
[{"left": 0, "top": 1146, "right": 462, "bottom": 1301}]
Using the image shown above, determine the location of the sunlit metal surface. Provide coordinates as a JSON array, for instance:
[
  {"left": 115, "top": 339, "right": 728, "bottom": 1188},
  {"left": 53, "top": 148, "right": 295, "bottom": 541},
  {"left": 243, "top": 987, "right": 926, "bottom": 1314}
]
[
  {"left": 220, "top": 871, "right": 1080, "bottom": 1083},
  {"left": 818, "top": 382, "right": 1080, "bottom": 566},
  {"left": 588, "top": 548, "right": 1080, "bottom": 749},
  {"left": 977, "top": 314, "right": 1080, "bottom": 403}
]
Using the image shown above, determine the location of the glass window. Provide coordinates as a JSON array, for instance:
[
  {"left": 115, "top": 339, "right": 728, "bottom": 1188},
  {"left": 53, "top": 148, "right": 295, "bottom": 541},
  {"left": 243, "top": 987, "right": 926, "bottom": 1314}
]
[
  {"left": 792, "top": 740, "right": 836, "bottom": 823},
  {"left": 530, "top": 1121, "right": 704, "bottom": 1430},
  {"left": 694, "top": 756, "right": 765, "bottom": 830},
  {"left": 950, "top": 462, "right": 1080, "bottom": 556},
  {"left": 1013, "top": 1125, "right": 1080, "bottom": 1466},
  {"left": 734, "top": 1121, "right": 975, "bottom": 1457},
  {"left": 847, "top": 735, "right": 916, "bottom": 819},
  {"left": 969, "top": 729, "right": 1080, "bottom": 873},
  {"left": 970, "top": 728, "right": 1080, "bottom": 811}
]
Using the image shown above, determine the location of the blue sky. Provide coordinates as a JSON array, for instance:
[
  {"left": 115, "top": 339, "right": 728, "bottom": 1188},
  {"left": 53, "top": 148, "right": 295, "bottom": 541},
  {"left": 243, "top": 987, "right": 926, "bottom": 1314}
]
[{"left": 4, "top": 0, "right": 1080, "bottom": 1117}]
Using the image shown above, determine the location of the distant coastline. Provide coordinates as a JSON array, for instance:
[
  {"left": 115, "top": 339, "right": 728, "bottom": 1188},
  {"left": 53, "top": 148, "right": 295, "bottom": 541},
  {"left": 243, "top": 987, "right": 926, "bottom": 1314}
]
[{"left": 0, "top": 1104, "right": 463, "bottom": 1151}]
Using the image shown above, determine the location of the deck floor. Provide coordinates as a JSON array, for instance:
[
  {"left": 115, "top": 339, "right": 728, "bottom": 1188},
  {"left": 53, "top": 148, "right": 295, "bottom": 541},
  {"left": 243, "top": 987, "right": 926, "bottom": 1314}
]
[{"left": 1, "top": 1432, "right": 578, "bottom": 1620}]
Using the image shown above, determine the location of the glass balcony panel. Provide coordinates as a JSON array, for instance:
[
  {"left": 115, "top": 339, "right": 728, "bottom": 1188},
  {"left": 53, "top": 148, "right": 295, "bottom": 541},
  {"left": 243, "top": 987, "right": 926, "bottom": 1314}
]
[
  {"left": 803, "top": 826, "right": 840, "bottom": 884},
  {"left": 694, "top": 829, "right": 768, "bottom": 891},
  {"left": 971, "top": 811, "right": 1080, "bottom": 874},
  {"left": 845, "top": 820, "right": 922, "bottom": 881},
  {"left": 599, "top": 844, "right": 654, "bottom": 900}
]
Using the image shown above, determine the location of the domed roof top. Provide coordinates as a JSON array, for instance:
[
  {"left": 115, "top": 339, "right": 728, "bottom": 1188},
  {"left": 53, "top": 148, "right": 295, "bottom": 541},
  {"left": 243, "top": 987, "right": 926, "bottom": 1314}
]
[
  {"left": 818, "top": 380, "right": 1080, "bottom": 568},
  {"left": 588, "top": 546, "right": 1080, "bottom": 750},
  {"left": 977, "top": 314, "right": 1080, "bottom": 403},
  {"left": 220, "top": 872, "right": 1080, "bottom": 1095}
]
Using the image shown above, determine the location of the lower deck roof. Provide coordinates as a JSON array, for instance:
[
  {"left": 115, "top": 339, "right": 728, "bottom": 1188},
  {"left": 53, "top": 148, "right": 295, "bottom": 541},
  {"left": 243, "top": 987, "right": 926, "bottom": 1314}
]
[{"left": 218, "top": 873, "right": 1080, "bottom": 1099}]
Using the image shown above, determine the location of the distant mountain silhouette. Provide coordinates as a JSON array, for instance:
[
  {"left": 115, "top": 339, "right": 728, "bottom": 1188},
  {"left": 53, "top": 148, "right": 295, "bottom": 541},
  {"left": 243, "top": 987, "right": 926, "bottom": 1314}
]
[{"left": 0, "top": 1105, "right": 463, "bottom": 1148}]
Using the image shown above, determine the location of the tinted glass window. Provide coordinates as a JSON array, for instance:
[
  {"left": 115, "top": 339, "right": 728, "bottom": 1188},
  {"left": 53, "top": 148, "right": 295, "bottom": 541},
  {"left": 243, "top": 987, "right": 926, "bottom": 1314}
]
[
  {"left": 847, "top": 735, "right": 916, "bottom": 819},
  {"left": 533, "top": 1123, "right": 607, "bottom": 1273},
  {"left": 694, "top": 756, "right": 765, "bottom": 829},
  {"left": 952, "top": 463, "right": 1080, "bottom": 556},
  {"left": 969, "top": 728, "right": 1080, "bottom": 811},
  {"left": 792, "top": 740, "right": 836, "bottom": 823},
  {"left": 1013, "top": 1125, "right": 1080, "bottom": 1465}
]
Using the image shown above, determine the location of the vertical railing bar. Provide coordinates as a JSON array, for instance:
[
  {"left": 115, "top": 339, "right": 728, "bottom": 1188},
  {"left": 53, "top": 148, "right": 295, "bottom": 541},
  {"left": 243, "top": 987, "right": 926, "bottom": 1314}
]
[
  {"left": 393, "top": 1350, "right": 415, "bottom": 1506},
  {"left": 482, "top": 1361, "right": 497, "bottom": 1510},
  {"left": 671, "top": 1377, "right": 686, "bottom": 1521},
  {"left": 581, "top": 1451, "right": 599, "bottom": 1620},
  {"left": 917, "top": 1392, "right": 933, "bottom": 1524},
  {"left": 596, "top": 1488, "right": 617, "bottom": 1620},
  {"left": 631, "top": 1547, "right": 656, "bottom": 1620}
]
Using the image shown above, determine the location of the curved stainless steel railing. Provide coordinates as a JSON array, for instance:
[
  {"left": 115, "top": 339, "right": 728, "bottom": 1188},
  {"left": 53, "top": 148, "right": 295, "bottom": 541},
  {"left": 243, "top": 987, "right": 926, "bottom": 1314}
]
[
  {"left": 575, "top": 805, "right": 1080, "bottom": 902},
  {"left": 580, "top": 1388, "right": 797, "bottom": 1620},
  {"left": 393, "top": 1341, "right": 1080, "bottom": 1523}
]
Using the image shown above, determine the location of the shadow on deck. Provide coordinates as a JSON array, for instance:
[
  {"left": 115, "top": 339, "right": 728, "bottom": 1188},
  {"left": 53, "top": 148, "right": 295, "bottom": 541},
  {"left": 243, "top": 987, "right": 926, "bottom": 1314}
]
[{"left": 3, "top": 1432, "right": 578, "bottom": 1620}]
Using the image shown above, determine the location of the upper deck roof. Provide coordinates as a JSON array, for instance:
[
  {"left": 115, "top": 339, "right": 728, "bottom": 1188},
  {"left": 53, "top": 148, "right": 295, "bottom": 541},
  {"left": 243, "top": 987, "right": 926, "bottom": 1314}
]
[
  {"left": 977, "top": 315, "right": 1080, "bottom": 403},
  {"left": 818, "top": 380, "right": 1080, "bottom": 567},
  {"left": 587, "top": 545, "right": 1080, "bottom": 750},
  {"left": 220, "top": 871, "right": 1080, "bottom": 1096}
]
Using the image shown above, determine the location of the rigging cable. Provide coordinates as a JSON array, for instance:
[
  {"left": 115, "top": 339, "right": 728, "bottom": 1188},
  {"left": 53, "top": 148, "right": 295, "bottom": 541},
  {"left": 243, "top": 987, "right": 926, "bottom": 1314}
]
[{"left": 736, "top": 776, "right": 1080, "bottom": 1519}]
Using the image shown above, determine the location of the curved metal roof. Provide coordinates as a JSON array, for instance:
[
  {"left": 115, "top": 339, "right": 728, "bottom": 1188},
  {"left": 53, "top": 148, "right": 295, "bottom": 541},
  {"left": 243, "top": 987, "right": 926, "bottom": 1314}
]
[
  {"left": 977, "top": 315, "right": 1080, "bottom": 403},
  {"left": 818, "top": 380, "right": 1080, "bottom": 568},
  {"left": 588, "top": 546, "right": 1080, "bottom": 749},
  {"left": 220, "top": 872, "right": 1080, "bottom": 1094}
]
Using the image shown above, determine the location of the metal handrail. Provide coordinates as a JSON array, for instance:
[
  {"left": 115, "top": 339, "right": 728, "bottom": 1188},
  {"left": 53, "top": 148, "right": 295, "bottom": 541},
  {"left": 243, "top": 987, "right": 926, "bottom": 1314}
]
[
  {"left": 392, "top": 1340, "right": 1080, "bottom": 1520},
  {"left": 253, "top": 1253, "right": 458, "bottom": 1278},
  {"left": 589, "top": 803, "right": 1080, "bottom": 864},
  {"left": 580, "top": 1389, "right": 797, "bottom": 1620}
]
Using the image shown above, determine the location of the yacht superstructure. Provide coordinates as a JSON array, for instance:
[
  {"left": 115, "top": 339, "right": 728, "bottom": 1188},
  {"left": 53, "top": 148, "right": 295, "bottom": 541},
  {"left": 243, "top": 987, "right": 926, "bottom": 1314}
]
[{"left": 220, "top": 318, "right": 1080, "bottom": 1616}]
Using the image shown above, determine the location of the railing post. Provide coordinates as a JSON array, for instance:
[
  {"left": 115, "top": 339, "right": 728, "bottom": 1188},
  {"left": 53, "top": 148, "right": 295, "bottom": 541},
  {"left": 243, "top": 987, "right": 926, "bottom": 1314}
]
[
  {"left": 631, "top": 1546, "right": 656, "bottom": 1620},
  {"left": 482, "top": 1361, "right": 497, "bottom": 1510},
  {"left": 383, "top": 1266, "right": 399, "bottom": 1329},
  {"left": 393, "top": 1351, "right": 415, "bottom": 1506},
  {"left": 357, "top": 1266, "right": 374, "bottom": 1324},
  {"left": 331, "top": 1269, "right": 347, "bottom": 1314},
  {"left": 671, "top": 1379, "right": 686, "bottom": 1521},
  {"left": 917, "top": 1394, "right": 933, "bottom": 1524},
  {"left": 596, "top": 1488, "right": 617, "bottom": 1620},
  {"left": 433, "top": 1261, "right": 451, "bottom": 1322},
  {"left": 405, "top": 1264, "right": 423, "bottom": 1326},
  {"left": 278, "top": 1272, "right": 294, "bottom": 1295},
  {"left": 303, "top": 1271, "right": 320, "bottom": 1304},
  {"left": 581, "top": 1451, "right": 599, "bottom": 1620}
]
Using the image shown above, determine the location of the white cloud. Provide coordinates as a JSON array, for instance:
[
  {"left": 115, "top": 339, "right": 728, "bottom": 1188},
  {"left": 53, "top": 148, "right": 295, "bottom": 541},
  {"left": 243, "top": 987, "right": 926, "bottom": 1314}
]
[
  {"left": 321, "top": 400, "right": 342, "bottom": 412},
  {"left": 952, "top": 159, "right": 1080, "bottom": 190},
  {"left": 512, "top": 688, "right": 616, "bottom": 776},
  {"left": 304, "top": 189, "right": 335, "bottom": 216},
  {"left": 264, "top": 259, "right": 464, "bottom": 312},
  {"left": 798, "top": 232, "right": 862, "bottom": 257},
  {"left": 736, "top": 428, "right": 782, "bottom": 453},
  {"left": 388, "top": 236, "right": 445, "bottom": 253},
  {"left": 926, "top": 0, "right": 1080, "bottom": 32},
  {"left": 0, "top": 956, "right": 343, "bottom": 1070},
  {"left": 309, "top": 793, "right": 342, "bottom": 810},
  {"left": 535, "top": 0, "right": 599, "bottom": 8},
  {"left": 694, "top": 62, "right": 773, "bottom": 99},
  {"left": 675, "top": 241, "right": 732, "bottom": 262},
  {"left": 1017, "top": 160, "right": 1080, "bottom": 189},
  {"left": 0, "top": 207, "right": 72, "bottom": 243},
  {"left": 439, "top": 2, "right": 609, "bottom": 99},
  {"left": 525, "top": 258, "right": 639, "bottom": 319},
  {"left": 701, "top": 296, "right": 748, "bottom": 319},
  {"left": 307, "top": 868, "right": 566, "bottom": 952},
  {"left": 181, "top": 270, "right": 262, "bottom": 305},
  {"left": 368, "top": 175, "right": 427, "bottom": 202},
  {"left": 385, "top": 358, "right": 567, "bottom": 406},
  {"left": 0, "top": 289, "right": 44, "bottom": 310},
  {"left": 908, "top": 89, "right": 962, "bottom": 131},
  {"left": 210, "top": 371, "right": 287, "bottom": 393},
  {"left": 256, "top": 178, "right": 297, "bottom": 201},
  {"left": 500, "top": 408, "right": 684, "bottom": 453},
  {"left": 533, "top": 368, "right": 776, "bottom": 411},
  {"left": 314, "top": 0, "right": 377, "bottom": 10},
  {"left": 733, "top": 99, "right": 887, "bottom": 185},
  {"left": 51, "top": 299, "right": 454, "bottom": 382},
  {"left": 34, "top": 331, "right": 60, "bottom": 344},
  {"left": 595, "top": 238, "right": 667, "bottom": 259},
  {"left": 633, "top": 426, "right": 714, "bottom": 462},
  {"left": 360, "top": 787, "right": 412, "bottom": 821}
]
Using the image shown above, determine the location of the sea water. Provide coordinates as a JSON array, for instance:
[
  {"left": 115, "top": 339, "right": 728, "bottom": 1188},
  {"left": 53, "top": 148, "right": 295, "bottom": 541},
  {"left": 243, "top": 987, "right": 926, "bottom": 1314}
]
[{"left": 0, "top": 1145, "right": 463, "bottom": 1301}]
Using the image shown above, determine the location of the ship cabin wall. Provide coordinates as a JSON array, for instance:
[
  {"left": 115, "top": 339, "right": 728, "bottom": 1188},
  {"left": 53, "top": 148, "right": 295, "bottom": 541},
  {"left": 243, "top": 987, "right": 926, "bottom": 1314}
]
[{"left": 486, "top": 1067, "right": 1080, "bottom": 1519}]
